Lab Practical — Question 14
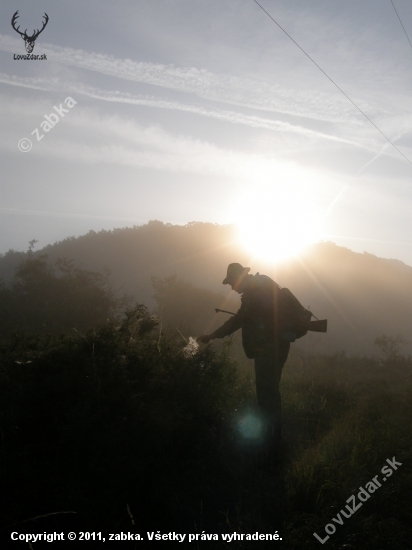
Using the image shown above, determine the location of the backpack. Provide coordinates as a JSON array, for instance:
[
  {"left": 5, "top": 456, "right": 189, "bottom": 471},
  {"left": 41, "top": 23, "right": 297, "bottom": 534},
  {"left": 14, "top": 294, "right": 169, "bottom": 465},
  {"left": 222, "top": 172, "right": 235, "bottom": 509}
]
[
  {"left": 277, "top": 286, "right": 313, "bottom": 342},
  {"left": 241, "top": 276, "right": 313, "bottom": 356}
]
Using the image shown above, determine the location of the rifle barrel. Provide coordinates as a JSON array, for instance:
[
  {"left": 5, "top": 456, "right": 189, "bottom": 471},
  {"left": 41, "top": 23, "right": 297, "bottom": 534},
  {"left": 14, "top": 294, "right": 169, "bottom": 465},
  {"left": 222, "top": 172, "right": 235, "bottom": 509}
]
[{"left": 215, "top": 308, "right": 236, "bottom": 315}]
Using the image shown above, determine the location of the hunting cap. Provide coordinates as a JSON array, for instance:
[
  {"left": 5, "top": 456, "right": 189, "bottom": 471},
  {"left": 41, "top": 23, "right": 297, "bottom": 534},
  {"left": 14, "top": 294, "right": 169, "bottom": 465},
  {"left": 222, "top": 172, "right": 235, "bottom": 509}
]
[{"left": 222, "top": 263, "right": 250, "bottom": 285}]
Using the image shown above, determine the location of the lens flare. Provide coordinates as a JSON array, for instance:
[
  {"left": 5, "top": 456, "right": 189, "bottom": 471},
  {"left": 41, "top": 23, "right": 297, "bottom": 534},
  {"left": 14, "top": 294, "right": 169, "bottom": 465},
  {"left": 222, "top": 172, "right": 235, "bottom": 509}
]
[{"left": 237, "top": 411, "right": 264, "bottom": 441}]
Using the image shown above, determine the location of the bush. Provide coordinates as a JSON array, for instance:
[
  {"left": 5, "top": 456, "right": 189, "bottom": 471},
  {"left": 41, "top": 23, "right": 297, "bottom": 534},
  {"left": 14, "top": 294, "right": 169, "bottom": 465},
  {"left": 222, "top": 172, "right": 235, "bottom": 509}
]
[
  {"left": 0, "top": 253, "right": 124, "bottom": 340},
  {"left": 0, "top": 303, "right": 248, "bottom": 532}
]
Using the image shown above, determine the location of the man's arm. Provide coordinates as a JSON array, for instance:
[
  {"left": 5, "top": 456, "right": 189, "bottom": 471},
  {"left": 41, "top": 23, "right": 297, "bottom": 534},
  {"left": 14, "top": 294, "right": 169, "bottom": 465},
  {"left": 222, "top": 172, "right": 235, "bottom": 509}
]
[{"left": 197, "top": 310, "right": 243, "bottom": 344}]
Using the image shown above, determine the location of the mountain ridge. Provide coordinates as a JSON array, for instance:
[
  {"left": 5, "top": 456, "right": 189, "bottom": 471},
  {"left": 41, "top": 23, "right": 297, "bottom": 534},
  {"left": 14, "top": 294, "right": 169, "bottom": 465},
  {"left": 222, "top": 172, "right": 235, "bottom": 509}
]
[{"left": 1, "top": 221, "right": 411, "bottom": 356}]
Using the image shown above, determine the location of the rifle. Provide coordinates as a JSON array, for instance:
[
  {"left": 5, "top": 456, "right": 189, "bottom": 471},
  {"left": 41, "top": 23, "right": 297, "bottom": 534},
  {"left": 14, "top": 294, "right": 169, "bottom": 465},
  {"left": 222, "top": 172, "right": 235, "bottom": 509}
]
[{"left": 214, "top": 308, "right": 327, "bottom": 333}]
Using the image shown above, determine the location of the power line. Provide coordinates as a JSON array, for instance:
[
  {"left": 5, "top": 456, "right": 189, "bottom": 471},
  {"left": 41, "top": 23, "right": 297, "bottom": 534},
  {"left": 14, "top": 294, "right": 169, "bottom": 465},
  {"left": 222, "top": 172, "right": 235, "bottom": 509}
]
[
  {"left": 390, "top": 0, "right": 412, "bottom": 51},
  {"left": 253, "top": 0, "right": 412, "bottom": 165}
]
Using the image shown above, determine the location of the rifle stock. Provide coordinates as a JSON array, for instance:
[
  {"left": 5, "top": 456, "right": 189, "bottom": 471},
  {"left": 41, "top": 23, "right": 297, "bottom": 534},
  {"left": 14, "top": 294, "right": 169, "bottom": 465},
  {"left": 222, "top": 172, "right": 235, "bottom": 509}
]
[{"left": 308, "top": 319, "right": 327, "bottom": 333}]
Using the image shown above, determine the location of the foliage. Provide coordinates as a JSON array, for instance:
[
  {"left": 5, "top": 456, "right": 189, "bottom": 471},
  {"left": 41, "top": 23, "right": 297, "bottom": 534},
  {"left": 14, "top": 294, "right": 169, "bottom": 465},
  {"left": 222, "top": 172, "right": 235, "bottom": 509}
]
[
  {"left": 0, "top": 253, "right": 125, "bottom": 340},
  {"left": 374, "top": 334, "right": 410, "bottom": 364},
  {"left": 0, "top": 303, "right": 248, "bottom": 535},
  {"left": 278, "top": 352, "right": 412, "bottom": 549}
]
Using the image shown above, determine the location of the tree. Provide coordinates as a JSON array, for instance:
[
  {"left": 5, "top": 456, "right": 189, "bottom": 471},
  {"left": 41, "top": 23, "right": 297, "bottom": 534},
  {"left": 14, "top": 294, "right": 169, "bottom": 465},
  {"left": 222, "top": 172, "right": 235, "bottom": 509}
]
[
  {"left": 0, "top": 253, "right": 125, "bottom": 339},
  {"left": 374, "top": 334, "right": 409, "bottom": 364}
]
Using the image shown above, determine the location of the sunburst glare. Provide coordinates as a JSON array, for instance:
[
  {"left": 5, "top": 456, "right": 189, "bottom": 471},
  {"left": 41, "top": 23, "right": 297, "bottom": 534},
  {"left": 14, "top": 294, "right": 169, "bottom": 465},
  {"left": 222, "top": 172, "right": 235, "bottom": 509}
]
[{"left": 234, "top": 180, "right": 322, "bottom": 264}]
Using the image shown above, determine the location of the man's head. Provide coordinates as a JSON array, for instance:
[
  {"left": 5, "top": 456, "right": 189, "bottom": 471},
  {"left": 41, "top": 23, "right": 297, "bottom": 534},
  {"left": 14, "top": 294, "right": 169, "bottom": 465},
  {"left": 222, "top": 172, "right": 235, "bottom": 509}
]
[{"left": 222, "top": 263, "right": 251, "bottom": 293}]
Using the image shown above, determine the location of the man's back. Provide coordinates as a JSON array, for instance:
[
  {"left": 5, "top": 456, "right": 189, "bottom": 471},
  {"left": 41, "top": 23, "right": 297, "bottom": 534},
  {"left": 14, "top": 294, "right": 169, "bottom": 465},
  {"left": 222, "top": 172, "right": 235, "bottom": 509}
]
[{"left": 239, "top": 273, "right": 283, "bottom": 359}]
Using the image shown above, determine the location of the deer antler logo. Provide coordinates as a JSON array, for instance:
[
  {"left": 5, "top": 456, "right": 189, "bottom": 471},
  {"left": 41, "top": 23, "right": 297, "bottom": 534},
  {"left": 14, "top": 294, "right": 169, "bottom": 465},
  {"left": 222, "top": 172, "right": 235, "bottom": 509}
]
[{"left": 11, "top": 11, "right": 49, "bottom": 54}]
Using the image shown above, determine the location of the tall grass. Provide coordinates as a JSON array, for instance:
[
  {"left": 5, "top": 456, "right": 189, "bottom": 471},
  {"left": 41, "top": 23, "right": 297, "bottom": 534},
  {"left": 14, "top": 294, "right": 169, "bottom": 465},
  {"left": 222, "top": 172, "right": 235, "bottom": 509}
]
[
  {"left": 280, "top": 353, "right": 412, "bottom": 549},
  {"left": 0, "top": 318, "right": 411, "bottom": 548}
]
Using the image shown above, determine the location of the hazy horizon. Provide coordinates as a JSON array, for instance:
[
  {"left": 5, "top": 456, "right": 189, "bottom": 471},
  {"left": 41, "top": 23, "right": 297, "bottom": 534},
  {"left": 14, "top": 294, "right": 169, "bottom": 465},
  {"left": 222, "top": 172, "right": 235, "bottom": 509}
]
[{"left": 2, "top": 220, "right": 412, "bottom": 271}]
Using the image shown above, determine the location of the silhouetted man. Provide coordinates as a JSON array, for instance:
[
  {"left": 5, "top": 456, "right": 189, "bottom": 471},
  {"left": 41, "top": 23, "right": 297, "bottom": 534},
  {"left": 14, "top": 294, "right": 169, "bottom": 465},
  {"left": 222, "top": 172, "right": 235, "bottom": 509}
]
[{"left": 197, "top": 263, "right": 290, "bottom": 451}]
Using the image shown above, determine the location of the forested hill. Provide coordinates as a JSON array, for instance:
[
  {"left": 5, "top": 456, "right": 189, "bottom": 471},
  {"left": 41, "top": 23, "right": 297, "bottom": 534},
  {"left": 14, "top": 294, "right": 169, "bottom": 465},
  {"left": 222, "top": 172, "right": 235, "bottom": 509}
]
[{"left": 1, "top": 221, "right": 411, "bottom": 356}]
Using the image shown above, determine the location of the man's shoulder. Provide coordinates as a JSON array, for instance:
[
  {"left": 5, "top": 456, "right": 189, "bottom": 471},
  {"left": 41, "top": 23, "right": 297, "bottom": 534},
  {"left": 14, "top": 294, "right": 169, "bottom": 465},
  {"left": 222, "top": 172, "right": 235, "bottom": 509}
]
[
  {"left": 244, "top": 273, "right": 278, "bottom": 300},
  {"left": 253, "top": 273, "right": 277, "bottom": 288}
]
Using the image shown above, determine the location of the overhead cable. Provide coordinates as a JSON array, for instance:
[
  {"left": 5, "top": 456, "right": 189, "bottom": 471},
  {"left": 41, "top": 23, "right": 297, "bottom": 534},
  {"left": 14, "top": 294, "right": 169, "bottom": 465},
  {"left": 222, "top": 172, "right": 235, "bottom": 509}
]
[
  {"left": 390, "top": 0, "right": 412, "bottom": 51},
  {"left": 252, "top": 0, "right": 412, "bottom": 165}
]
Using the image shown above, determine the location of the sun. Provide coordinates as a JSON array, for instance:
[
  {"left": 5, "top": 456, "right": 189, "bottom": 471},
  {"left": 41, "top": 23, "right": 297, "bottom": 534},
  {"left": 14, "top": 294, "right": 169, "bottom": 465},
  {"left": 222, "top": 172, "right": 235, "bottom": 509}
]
[{"left": 234, "top": 182, "right": 321, "bottom": 264}]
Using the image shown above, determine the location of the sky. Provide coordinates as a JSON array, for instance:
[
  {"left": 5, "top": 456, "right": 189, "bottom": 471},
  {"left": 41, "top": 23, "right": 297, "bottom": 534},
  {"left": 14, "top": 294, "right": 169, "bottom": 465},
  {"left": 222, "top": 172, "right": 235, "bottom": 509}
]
[{"left": 1, "top": 0, "right": 412, "bottom": 265}]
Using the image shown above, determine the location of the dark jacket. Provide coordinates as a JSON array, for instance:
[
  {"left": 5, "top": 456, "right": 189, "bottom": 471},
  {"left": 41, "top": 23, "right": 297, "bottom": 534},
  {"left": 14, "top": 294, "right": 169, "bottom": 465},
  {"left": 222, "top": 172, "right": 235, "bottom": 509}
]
[{"left": 212, "top": 274, "right": 288, "bottom": 359}]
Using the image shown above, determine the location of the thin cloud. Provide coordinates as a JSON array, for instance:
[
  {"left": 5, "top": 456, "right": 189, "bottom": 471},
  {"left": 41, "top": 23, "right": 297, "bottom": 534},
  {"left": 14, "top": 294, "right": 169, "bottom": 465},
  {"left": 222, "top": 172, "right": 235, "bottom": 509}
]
[
  {"left": 326, "top": 186, "right": 347, "bottom": 216},
  {"left": 325, "top": 233, "right": 412, "bottom": 247},
  {"left": 2, "top": 33, "right": 409, "bottom": 160},
  {"left": 0, "top": 95, "right": 282, "bottom": 178},
  {"left": 0, "top": 207, "right": 142, "bottom": 223},
  {"left": 0, "top": 73, "right": 385, "bottom": 153},
  {"left": 70, "top": 84, "right": 368, "bottom": 148},
  {"left": 3, "top": 86, "right": 410, "bottom": 180},
  {"left": 0, "top": 33, "right": 366, "bottom": 124}
]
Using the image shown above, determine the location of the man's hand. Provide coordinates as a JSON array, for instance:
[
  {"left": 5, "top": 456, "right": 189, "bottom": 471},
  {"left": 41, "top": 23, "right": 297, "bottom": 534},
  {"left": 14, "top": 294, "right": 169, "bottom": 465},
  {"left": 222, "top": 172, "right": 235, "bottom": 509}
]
[{"left": 197, "top": 334, "right": 212, "bottom": 344}]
